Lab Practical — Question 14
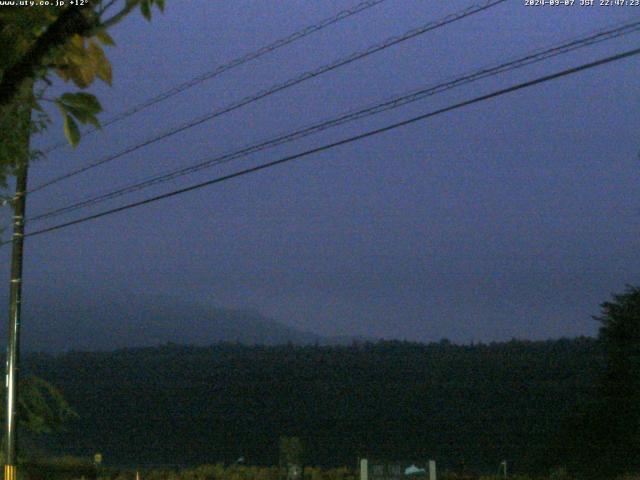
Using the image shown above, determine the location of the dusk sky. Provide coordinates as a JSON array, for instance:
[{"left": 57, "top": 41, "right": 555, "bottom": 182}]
[{"left": 1, "top": 0, "right": 639, "bottom": 347}]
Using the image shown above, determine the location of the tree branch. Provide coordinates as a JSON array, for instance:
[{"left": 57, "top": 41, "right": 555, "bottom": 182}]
[
  {"left": 98, "top": 0, "right": 119, "bottom": 16},
  {"left": 98, "top": 0, "right": 140, "bottom": 31},
  {"left": 0, "top": 3, "right": 98, "bottom": 110}
]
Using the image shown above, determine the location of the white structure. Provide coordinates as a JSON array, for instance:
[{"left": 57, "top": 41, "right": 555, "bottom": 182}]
[
  {"left": 404, "top": 465, "right": 425, "bottom": 476},
  {"left": 360, "top": 459, "right": 369, "bottom": 480},
  {"left": 359, "top": 459, "right": 435, "bottom": 480}
]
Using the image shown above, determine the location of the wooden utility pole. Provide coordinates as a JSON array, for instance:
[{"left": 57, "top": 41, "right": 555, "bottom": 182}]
[
  {"left": 3, "top": 157, "right": 28, "bottom": 480},
  {"left": 3, "top": 80, "right": 32, "bottom": 480}
]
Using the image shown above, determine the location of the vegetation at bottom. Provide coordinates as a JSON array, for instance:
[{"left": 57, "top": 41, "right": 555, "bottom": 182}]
[
  {"left": 97, "top": 464, "right": 354, "bottom": 480},
  {"left": 9, "top": 286, "right": 640, "bottom": 479},
  {"left": 20, "top": 338, "right": 602, "bottom": 475},
  {"left": 21, "top": 461, "right": 640, "bottom": 480}
]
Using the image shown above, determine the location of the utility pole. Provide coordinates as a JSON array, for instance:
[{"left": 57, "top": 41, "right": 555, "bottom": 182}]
[
  {"left": 3, "top": 80, "right": 32, "bottom": 480},
  {"left": 3, "top": 158, "right": 28, "bottom": 480}
]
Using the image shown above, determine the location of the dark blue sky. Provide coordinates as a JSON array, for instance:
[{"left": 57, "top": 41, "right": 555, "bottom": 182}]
[{"left": 2, "top": 0, "right": 639, "bottom": 345}]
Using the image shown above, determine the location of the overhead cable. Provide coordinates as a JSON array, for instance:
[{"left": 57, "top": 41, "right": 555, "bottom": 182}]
[
  {"left": 29, "top": 19, "right": 640, "bottom": 222},
  {"left": 20, "top": 46, "right": 640, "bottom": 241},
  {"left": 29, "top": 0, "right": 507, "bottom": 194},
  {"left": 40, "top": 0, "right": 390, "bottom": 154}
]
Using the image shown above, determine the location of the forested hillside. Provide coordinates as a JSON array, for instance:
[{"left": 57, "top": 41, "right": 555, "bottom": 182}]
[{"left": 23, "top": 338, "right": 603, "bottom": 474}]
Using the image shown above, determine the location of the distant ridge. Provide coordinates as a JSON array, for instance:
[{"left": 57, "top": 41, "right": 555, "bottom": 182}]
[{"left": 7, "top": 293, "right": 363, "bottom": 352}]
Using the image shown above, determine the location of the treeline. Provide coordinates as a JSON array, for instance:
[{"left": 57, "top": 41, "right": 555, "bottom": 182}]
[
  {"left": 93, "top": 464, "right": 583, "bottom": 480},
  {"left": 98, "top": 465, "right": 356, "bottom": 480},
  {"left": 22, "top": 338, "right": 604, "bottom": 475}
]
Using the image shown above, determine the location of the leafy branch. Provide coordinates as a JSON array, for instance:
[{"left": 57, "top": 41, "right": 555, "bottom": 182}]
[{"left": 0, "top": 0, "right": 165, "bottom": 153}]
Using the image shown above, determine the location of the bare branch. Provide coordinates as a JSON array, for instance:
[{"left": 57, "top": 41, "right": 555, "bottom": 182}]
[
  {"left": 99, "top": 0, "right": 141, "bottom": 31},
  {"left": 98, "top": 0, "right": 118, "bottom": 17}
]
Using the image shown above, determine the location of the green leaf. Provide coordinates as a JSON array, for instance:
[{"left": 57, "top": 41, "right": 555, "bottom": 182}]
[
  {"left": 54, "top": 99, "right": 67, "bottom": 117},
  {"left": 95, "top": 30, "right": 115, "bottom": 46},
  {"left": 97, "top": 59, "right": 112, "bottom": 86},
  {"left": 87, "top": 41, "right": 112, "bottom": 86},
  {"left": 141, "top": 0, "right": 152, "bottom": 21},
  {"left": 60, "top": 92, "right": 102, "bottom": 115},
  {"left": 68, "top": 62, "right": 94, "bottom": 88},
  {"left": 155, "top": 0, "right": 165, "bottom": 12},
  {"left": 63, "top": 113, "right": 80, "bottom": 148},
  {"left": 66, "top": 106, "right": 101, "bottom": 129},
  {"left": 18, "top": 376, "right": 78, "bottom": 433}
]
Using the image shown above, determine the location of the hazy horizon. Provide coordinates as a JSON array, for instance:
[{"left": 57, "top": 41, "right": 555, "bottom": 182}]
[{"left": 1, "top": 1, "right": 638, "bottom": 348}]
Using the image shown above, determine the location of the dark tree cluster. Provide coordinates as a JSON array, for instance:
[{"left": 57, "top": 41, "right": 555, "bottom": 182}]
[
  {"left": 22, "top": 338, "right": 603, "bottom": 475},
  {"left": 552, "top": 286, "right": 640, "bottom": 479}
]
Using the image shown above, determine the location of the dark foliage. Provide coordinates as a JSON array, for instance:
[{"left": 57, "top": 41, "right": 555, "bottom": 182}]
[
  {"left": 552, "top": 287, "right": 640, "bottom": 479},
  {"left": 21, "top": 339, "right": 603, "bottom": 475}
]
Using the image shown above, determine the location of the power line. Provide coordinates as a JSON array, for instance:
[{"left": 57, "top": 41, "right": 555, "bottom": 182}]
[
  {"left": 29, "top": 0, "right": 507, "bottom": 194},
  {"left": 29, "top": 19, "right": 640, "bottom": 222},
  {"left": 33, "top": 0, "right": 503, "bottom": 191},
  {"left": 40, "top": 0, "right": 390, "bottom": 154},
  {"left": 20, "top": 46, "right": 640, "bottom": 242}
]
